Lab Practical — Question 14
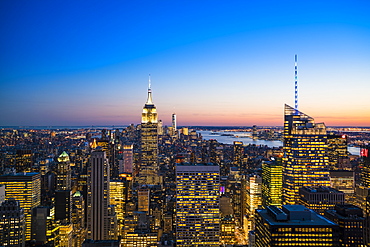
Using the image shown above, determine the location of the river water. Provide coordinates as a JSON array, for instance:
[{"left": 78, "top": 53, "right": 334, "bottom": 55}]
[{"left": 198, "top": 131, "right": 360, "bottom": 156}]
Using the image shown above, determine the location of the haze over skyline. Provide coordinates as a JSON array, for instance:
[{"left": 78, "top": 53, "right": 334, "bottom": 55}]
[{"left": 1, "top": 1, "right": 370, "bottom": 127}]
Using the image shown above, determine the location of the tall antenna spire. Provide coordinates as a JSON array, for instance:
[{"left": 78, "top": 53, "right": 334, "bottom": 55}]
[
  {"left": 148, "top": 74, "right": 151, "bottom": 90},
  {"left": 294, "top": 54, "right": 298, "bottom": 112},
  {"left": 146, "top": 74, "right": 153, "bottom": 104}
]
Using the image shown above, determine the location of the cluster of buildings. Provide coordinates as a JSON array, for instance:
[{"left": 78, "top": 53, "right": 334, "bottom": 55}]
[{"left": 0, "top": 85, "right": 369, "bottom": 247}]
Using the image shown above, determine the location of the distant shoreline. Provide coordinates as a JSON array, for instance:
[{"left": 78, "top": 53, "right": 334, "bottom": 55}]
[{"left": 1, "top": 125, "right": 369, "bottom": 130}]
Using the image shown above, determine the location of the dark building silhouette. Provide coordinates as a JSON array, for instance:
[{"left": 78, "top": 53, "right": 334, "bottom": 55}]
[{"left": 325, "top": 204, "right": 364, "bottom": 247}]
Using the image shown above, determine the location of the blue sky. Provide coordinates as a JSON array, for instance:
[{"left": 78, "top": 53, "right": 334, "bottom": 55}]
[{"left": 1, "top": 0, "right": 370, "bottom": 126}]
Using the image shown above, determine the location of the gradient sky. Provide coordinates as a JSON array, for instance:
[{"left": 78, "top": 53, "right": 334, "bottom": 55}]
[{"left": 1, "top": 0, "right": 370, "bottom": 127}]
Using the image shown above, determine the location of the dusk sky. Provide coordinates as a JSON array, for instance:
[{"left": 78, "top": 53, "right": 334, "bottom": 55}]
[{"left": 1, "top": 0, "right": 370, "bottom": 127}]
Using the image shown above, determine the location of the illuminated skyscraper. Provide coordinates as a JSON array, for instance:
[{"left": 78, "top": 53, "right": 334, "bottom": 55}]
[
  {"left": 298, "top": 186, "right": 345, "bottom": 215},
  {"left": 255, "top": 205, "right": 340, "bottom": 247},
  {"left": 32, "top": 206, "right": 59, "bottom": 245},
  {"left": 182, "top": 127, "right": 189, "bottom": 136},
  {"left": 0, "top": 199, "right": 25, "bottom": 247},
  {"left": 109, "top": 180, "right": 125, "bottom": 221},
  {"left": 220, "top": 216, "right": 235, "bottom": 246},
  {"left": 71, "top": 191, "right": 86, "bottom": 247},
  {"left": 109, "top": 176, "right": 132, "bottom": 243},
  {"left": 262, "top": 159, "right": 283, "bottom": 207},
  {"left": 176, "top": 163, "right": 220, "bottom": 246},
  {"left": 55, "top": 151, "right": 72, "bottom": 223},
  {"left": 244, "top": 174, "right": 262, "bottom": 233},
  {"left": 282, "top": 104, "right": 330, "bottom": 204},
  {"left": 172, "top": 113, "right": 177, "bottom": 136},
  {"left": 96, "top": 137, "right": 118, "bottom": 179},
  {"left": 123, "top": 144, "right": 133, "bottom": 173},
  {"left": 233, "top": 141, "right": 244, "bottom": 169},
  {"left": 327, "top": 133, "right": 349, "bottom": 170},
  {"left": 329, "top": 170, "right": 355, "bottom": 203},
  {"left": 360, "top": 145, "right": 370, "bottom": 245},
  {"left": 0, "top": 172, "right": 41, "bottom": 241},
  {"left": 208, "top": 139, "right": 222, "bottom": 165},
  {"left": 157, "top": 120, "right": 164, "bottom": 135},
  {"left": 15, "top": 149, "right": 33, "bottom": 172},
  {"left": 139, "top": 79, "right": 159, "bottom": 185},
  {"left": 59, "top": 223, "right": 73, "bottom": 247},
  {"left": 56, "top": 151, "right": 71, "bottom": 191},
  {"left": 360, "top": 145, "right": 370, "bottom": 187},
  {"left": 87, "top": 150, "right": 116, "bottom": 240},
  {"left": 138, "top": 187, "right": 150, "bottom": 213},
  {"left": 122, "top": 231, "right": 158, "bottom": 246}
]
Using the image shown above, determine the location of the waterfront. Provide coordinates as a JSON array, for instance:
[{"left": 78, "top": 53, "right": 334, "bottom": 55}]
[{"left": 199, "top": 130, "right": 361, "bottom": 156}]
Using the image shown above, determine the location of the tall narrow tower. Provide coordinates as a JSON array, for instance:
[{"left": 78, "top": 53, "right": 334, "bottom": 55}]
[
  {"left": 282, "top": 105, "right": 330, "bottom": 204},
  {"left": 87, "top": 150, "right": 115, "bottom": 240},
  {"left": 55, "top": 151, "right": 72, "bottom": 222},
  {"left": 172, "top": 113, "right": 177, "bottom": 133},
  {"left": 139, "top": 76, "right": 159, "bottom": 185},
  {"left": 56, "top": 151, "right": 71, "bottom": 191}
]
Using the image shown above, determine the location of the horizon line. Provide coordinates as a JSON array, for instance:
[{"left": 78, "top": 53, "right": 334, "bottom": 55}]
[{"left": 1, "top": 125, "right": 370, "bottom": 129}]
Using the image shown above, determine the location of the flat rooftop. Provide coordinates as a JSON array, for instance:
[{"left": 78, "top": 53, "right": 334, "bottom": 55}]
[{"left": 257, "top": 205, "right": 337, "bottom": 227}]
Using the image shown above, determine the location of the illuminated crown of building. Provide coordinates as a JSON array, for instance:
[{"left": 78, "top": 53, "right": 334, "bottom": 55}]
[
  {"left": 282, "top": 104, "right": 330, "bottom": 205},
  {"left": 57, "top": 151, "right": 70, "bottom": 162},
  {"left": 142, "top": 75, "right": 158, "bottom": 124}
]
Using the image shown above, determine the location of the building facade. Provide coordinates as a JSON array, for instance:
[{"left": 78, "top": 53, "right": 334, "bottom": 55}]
[
  {"left": 245, "top": 174, "right": 262, "bottom": 234},
  {"left": 172, "top": 113, "right": 177, "bottom": 136},
  {"left": 324, "top": 204, "right": 365, "bottom": 247},
  {"left": 72, "top": 191, "right": 86, "bottom": 247},
  {"left": 233, "top": 141, "right": 244, "bottom": 169},
  {"left": 0, "top": 172, "right": 41, "bottom": 241},
  {"left": 255, "top": 205, "right": 340, "bottom": 247},
  {"left": 262, "top": 159, "right": 283, "bottom": 207},
  {"left": 329, "top": 170, "right": 355, "bottom": 203},
  {"left": 298, "top": 186, "right": 345, "bottom": 215},
  {"left": 0, "top": 199, "right": 25, "bottom": 247},
  {"left": 176, "top": 163, "right": 220, "bottom": 246},
  {"left": 282, "top": 104, "right": 330, "bottom": 204},
  {"left": 123, "top": 144, "right": 133, "bottom": 174},
  {"left": 139, "top": 83, "right": 159, "bottom": 185},
  {"left": 327, "top": 133, "right": 350, "bottom": 170},
  {"left": 32, "top": 206, "right": 59, "bottom": 246},
  {"left": 87, "top": 150, "right": 116, "bottom": 240},
  {"left": 56, "top": 151, "right": 72, "bottom": 191}
]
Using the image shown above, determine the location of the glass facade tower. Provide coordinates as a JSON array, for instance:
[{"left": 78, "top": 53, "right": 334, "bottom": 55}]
[
  {"left": 0, "top": 172, "right": 41, "bottom": 241},
  {"left": 262, "top": 159, "right": 283, "bottom": 207},
  {"left": 282, "top": 104, "right": 330, "bottom": 204}
]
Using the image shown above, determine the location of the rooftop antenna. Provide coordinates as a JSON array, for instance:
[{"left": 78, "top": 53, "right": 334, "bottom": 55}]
[
  {"left": 146, "top": 74, "right": 153, "bottom": 104},
  {"left": 294, "top": 54, "right": 298, "bottom": 113},
  {"left": 148, "top": 74, "right": 151, "bottom": 90}
]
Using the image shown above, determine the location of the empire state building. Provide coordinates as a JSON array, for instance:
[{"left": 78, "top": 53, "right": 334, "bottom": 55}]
[{"left": 139, "top": 80, "right": 160, "bottom": 185}]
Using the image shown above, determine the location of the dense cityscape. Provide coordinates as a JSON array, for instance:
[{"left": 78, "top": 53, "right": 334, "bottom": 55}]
[
  {"left": 0, "top": 84, "right": 370, "bottom": 247},
  {"left": 1, "top": 1, "right": 370, "bottom": 246}
]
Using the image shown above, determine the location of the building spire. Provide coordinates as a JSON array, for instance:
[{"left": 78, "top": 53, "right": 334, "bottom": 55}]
[
  {"left": 148, "top": 74, "right": 151, "bottom": 90},
  {"left": 146, "top": 74, "right": 153, "bottom": 105},
  {"left": 294, "top": 54, "right": 298, "bottom": 113}
]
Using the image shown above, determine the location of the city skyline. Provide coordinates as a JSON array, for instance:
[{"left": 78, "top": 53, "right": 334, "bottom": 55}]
[{"left": 1, "top": 1, "right": 370, "bottom": 127}]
